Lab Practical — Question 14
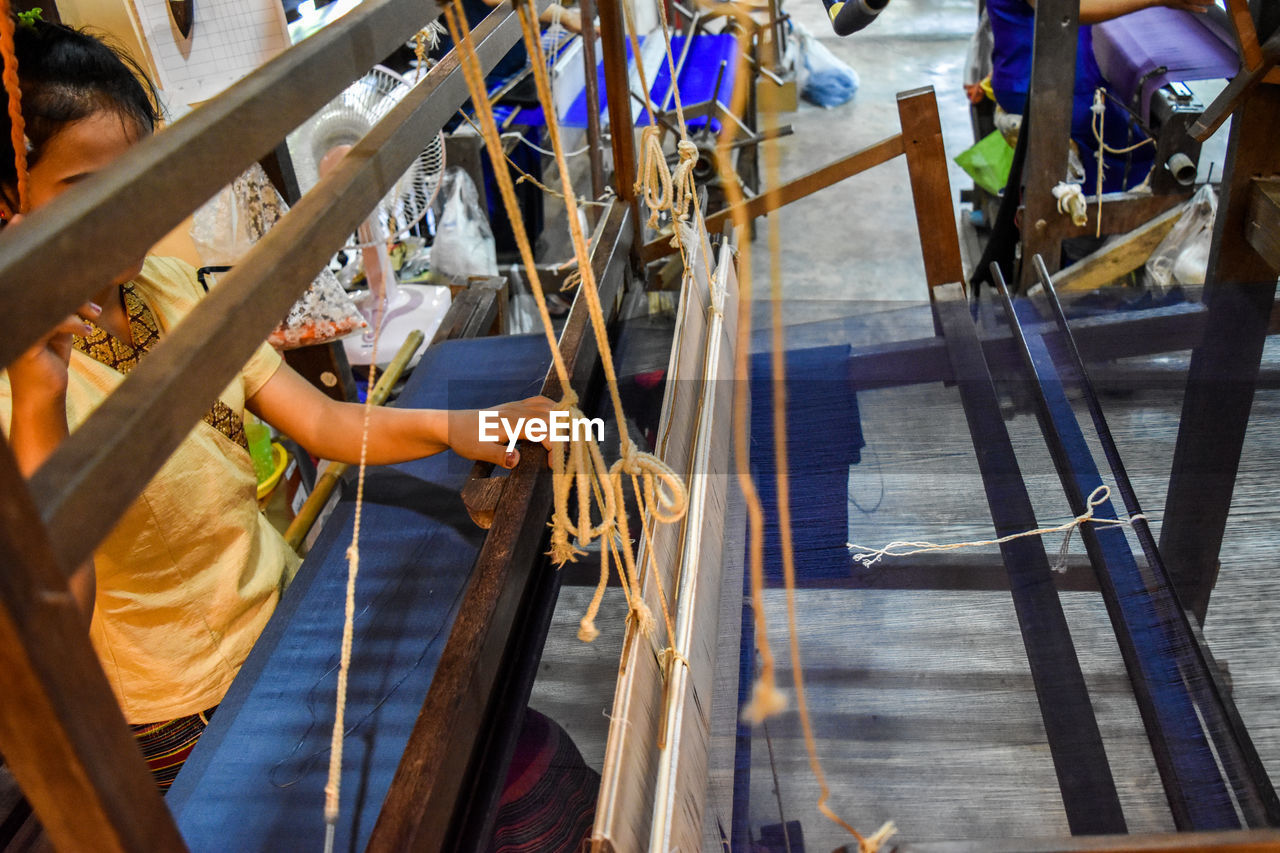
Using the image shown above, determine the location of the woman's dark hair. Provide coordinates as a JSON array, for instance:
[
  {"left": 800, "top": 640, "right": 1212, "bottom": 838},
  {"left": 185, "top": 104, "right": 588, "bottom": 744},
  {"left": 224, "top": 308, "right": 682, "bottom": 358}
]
[{"left": 1, "top": 17, "right": 162, "bottom": 195}]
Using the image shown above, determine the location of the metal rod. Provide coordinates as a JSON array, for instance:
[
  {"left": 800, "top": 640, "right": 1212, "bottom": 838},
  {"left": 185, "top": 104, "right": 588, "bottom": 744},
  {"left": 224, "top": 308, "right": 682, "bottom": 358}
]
[{"left": 1033, "top": 255, "right": 1280, "bottom": 825}]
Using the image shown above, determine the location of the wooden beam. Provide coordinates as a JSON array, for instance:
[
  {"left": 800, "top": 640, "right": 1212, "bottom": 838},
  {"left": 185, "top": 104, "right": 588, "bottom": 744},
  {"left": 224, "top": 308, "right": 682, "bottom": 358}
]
[
  {"left": 0, "top": 0, "right": 440, "bottom": 371},
  {"left": 366, "top": 203, "right": 633, "bottom": 853},
  {"left": 899, "top": 88, "right": 965, "bottom": 299},
  {"left": 1018, "top": 0, "right": 1079, "bottom": 287},
  {"left": 26, "top": 6, "right": 525, "bottom": 577},
  {"left": 1053, "top": 203, "right": 1185, "bottom": 293},
  {"left": 1226, "top": 0, "right": 1264, "bottom": 70},
  {"left": 1189, "top": 27, "right": 1280, "bottom": 142},
  {"left": 1162, "top": 82, "right": 1280, "bottom": 621},
  {"left": 1245, "top": 177, "right": 1280, "bottom": 271},
  {"left": 0, "top": 443, "right": 187, "bottom": 853},
  {"left": 935, "top": 283, "right": 1125, "bottom": 833},
  {"left": 596, "top": 0, "right": 643, "bottom": 248},
  {"left": 638, "top": 133, "right": 904, "bottom": 263}
]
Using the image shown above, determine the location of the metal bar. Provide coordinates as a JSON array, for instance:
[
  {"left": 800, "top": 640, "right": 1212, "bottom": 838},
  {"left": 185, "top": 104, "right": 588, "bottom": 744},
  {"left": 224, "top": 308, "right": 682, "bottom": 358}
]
[
  {"left": 596, "top": 0, "right": 643, "bottom": 247},
  {"left": 366, "top": 203, "right": 632, "bottom": 852},
  {"left": 0, "top": 442, "right": 188, "bottom": 853},
  {"left": 27, "top": 5, "right": 525, "bottom": 576},
  {"left": 934, "top": 283, "right": 1125, "bottom": 834},
  {"left": 994, "top": 266, "right": 1239, "bottom": 830},
  {"left": 1017, "top": 0, "right": 1078, "bottom": 287},
  {"left": 0, "top": 0, "right": 439, "bottom": 370},
  {"left": 579, "top": 0, "right": 608, "bottom": 202},
  {"left": 1036, "top": 257, "right": 1280, "bottom": 826},
  {"left": 640, "top": 134, "right": 904, "bottom": 262},
  {"left": 1161, "top": 82, "right": 1280, "bottom": 620}
]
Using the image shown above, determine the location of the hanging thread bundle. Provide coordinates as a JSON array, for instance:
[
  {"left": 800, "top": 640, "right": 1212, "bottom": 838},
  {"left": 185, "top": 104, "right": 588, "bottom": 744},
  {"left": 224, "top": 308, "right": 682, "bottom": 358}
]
[{"left": 439, "top": 0, "right": 688, "bottom": 655}]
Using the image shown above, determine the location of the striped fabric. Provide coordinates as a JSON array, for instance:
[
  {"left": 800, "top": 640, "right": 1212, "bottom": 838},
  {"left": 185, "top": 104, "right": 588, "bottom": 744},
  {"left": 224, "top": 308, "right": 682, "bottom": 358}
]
[
  {"left": 489, "top": 710, "right": 599, "bottom": 853},
  {"left": 130, "top": 707, "right": 215, "bottom": 791}
]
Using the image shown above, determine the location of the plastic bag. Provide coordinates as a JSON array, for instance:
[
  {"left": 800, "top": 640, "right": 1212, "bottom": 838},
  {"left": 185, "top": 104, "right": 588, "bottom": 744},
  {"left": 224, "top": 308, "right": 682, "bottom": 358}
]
[
  {"left": 955, "top": 130, "right": 1015, "bottom": 195},
  {"left": 191, "top": 163, "right": 366, "bottom": 349},
  {"left": 1145, "top": 184, "right": 1217, "bottom": 292},
  {"left": 793, "top": 21, "right": 859, "bottom": 109},
  {"left": 431, "top": 167, "right": 498, "bottom": 278},
  {"left": 505, "top": 264, "right": 538, "bottom": 334}
]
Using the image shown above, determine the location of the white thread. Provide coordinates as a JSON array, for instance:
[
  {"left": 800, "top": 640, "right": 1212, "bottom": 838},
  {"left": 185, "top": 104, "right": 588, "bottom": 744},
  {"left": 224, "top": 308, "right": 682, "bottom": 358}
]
[
  {"left": 1089, "top": 87, "right": 1154, "bottom": 236},
  {"left": 1052, "top": 181, "right": 1088, "bottom": 227},
  {"left": 847, "top": 485, "right": 1145, "bottom": 572}
]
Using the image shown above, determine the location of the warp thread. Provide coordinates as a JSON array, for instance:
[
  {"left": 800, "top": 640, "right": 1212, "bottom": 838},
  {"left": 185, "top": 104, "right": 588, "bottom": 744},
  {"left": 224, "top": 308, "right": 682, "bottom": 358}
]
[{"left": 848, "top": 484, "right": 1144, "bottom": 571}]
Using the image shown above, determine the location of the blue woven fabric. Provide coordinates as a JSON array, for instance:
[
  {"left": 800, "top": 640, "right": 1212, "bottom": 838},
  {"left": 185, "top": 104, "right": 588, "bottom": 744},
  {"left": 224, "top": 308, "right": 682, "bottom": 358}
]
[
  {"left": 750, "top": 345, "right": 863, "bottom": 585},
  {"left": 168, "top": 334, "right": 550, "bottom": 851}
]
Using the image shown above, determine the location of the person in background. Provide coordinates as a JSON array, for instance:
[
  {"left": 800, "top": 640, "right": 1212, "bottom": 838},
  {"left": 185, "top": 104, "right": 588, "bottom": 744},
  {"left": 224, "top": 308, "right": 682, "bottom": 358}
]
[{"left": 985, "top": 0, "right": 1212, "bottom": 192}]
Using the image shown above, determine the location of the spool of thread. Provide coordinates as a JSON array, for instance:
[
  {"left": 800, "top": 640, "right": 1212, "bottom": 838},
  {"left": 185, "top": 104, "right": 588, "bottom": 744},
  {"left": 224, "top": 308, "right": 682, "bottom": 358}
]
[{"left": 822, "top": 0, "right": 890, "bottom": 37}]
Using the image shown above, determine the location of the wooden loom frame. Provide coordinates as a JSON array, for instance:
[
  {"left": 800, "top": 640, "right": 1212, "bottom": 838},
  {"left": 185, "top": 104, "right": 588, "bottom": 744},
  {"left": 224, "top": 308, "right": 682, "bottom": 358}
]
[{"left": 0, "top": 1, "right": 641, "bottom": 850}]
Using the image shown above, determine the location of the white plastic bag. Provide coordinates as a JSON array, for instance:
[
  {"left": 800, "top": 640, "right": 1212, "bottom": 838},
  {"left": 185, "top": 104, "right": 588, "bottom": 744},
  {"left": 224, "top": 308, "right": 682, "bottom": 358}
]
[
  {"left": 1145, "top": 184, "right": 1217, "bottom": 292},
  {"left": 191, "top": 164, "right": 366, "bottom": 349},
  {"left": 431, "top": 167, "right": 498, "bottom": 278},
  {"left": 793, "top": 21, "right": 859, "bottom": 109}
]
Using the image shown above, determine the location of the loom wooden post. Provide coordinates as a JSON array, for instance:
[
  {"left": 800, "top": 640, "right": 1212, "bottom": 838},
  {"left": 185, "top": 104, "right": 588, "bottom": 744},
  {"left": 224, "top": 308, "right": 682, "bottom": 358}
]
[
  {"left": 578, "top": 0, "right": 608, "bottom": 206},
  {"left": 595, "top": 0, "right": 644, "bottom": 249},
  {"left": 1160, "top": 76, "right": 1280, "bottom": 622},
  {"left": 1017, "top": 0, "right": 1078, "bottom": 289},
  {"left": 897, "top": 87, "right": 965, "bottom": 301},
  {"left": 0, "top": 439, "right": 188, "bottom": 853}
]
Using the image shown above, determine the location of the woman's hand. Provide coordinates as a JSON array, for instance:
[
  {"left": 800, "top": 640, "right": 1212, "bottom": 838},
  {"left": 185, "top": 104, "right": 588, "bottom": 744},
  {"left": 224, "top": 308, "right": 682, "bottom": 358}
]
[
  {"left": 446, "top": 395, "right": 559, "bottom": 469},
  {"left": 8, "top": 304, "right": 99, "bottom": 402}
]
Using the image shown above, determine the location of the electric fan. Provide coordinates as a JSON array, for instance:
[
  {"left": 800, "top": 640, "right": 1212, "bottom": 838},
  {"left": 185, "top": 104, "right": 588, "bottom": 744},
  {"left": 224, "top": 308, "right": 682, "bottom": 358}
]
[{"left": 289, "top": 65, "right": 450, "bottom": 368}]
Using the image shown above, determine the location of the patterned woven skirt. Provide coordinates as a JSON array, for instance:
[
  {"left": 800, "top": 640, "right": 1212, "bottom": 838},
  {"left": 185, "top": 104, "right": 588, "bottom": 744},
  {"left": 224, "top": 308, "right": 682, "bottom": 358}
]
[{"left": 489, "top": 708, "right": 599, "bottom": 853}]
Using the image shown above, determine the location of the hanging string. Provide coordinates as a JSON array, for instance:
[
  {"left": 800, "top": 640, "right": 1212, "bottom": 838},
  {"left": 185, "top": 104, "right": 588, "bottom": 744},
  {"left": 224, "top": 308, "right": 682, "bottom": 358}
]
[
  {"left": 512, "top": 0, "right": 691, "bottom": 652},
  {"left": 849, "top": 484, "right": 1144, "bottom": 571},
  {"left": 694, "top": 2, "right": 893, "bottom": 848},
  {"left": 0, "top": 1, "right": 28, "bottom": 215},
  {"left": 1089, "top": 87, "right": 1154, "bottom": 237},
  {"left": 442, "top": 0, "right": 687, "bottom": 649},
  {"left": 322, "top": 281, "right": 388, "bottom": 853}
]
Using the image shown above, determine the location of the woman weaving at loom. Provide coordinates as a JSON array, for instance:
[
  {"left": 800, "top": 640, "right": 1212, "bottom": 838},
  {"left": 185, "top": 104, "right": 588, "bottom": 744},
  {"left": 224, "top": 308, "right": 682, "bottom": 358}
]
[
  {"left": 0, "top": 18, "right": 597, "bottom": 850},
  {"left": 986, "top": 0, "right": 1212, "bottom": 192}
]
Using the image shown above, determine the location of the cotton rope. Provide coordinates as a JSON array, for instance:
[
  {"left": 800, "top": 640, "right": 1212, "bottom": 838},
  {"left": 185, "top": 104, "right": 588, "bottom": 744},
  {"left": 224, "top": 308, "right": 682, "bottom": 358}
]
[
  {"left": 848, "top": 484, "right": 1145, "bottom": 571},
  {"left": 442, "top": 0, "right": 688, "bottom": 652},
  {"left": 1089, "top": 87, "right": 1154, "bottom": 237},
  {"left": 322, "top": 271, "right": 390, "bottom": 853},
  {"left": 0, "top": 1, "right": 27, "bottom": 215},
  {"left": 510, "top": 0, "right": 690, "bottom": 652}
]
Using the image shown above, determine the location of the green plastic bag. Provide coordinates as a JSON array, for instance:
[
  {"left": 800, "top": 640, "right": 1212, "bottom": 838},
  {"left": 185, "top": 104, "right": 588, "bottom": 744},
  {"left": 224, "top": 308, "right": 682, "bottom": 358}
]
[{"left": 955, "top": 130, "right": 1015, "bottom": 196}]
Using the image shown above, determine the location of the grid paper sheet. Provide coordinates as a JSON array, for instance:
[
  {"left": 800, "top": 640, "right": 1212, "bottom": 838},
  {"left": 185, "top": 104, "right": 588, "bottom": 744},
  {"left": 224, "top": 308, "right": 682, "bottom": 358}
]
[{"left": 131, "top": 0, "right": 289, "bottom": 106}]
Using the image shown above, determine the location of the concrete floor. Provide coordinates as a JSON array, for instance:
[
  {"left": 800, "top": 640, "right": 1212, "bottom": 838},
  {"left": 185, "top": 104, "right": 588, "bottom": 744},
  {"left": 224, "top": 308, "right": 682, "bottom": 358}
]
[{"left": 530, "top": 2, "right": 1280, "bottom": 849}]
